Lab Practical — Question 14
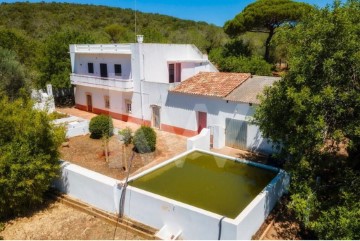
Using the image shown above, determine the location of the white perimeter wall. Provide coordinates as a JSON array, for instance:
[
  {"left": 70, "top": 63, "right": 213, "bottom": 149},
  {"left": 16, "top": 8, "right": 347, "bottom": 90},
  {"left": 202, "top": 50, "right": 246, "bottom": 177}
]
[
  {"left": 53, "top": 150, "right": 289, "bottom": 240},
  {"left": 53, "top": 161, "right": 121, "bottom": 214},
  {"left": 74, "top": 53, "right": 132, "bottom": 80}
]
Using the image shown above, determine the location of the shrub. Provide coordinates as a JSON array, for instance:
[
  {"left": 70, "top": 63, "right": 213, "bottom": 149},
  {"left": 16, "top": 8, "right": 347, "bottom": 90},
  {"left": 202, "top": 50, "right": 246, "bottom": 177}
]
[
  {"left": 48, "top": 111, "right": 69, "bottom": 120},
  {"left": 133, "top": 126, "right": 156, "bottom": 153},
  {"left": 119, "top": 127, "right": 133, "bottom": 146},
  {"left": 89, "top": 115, "right": 113, "bottom": 139},
  {"left": 0, "top": 97, "right": 65, "bottom": 219}
]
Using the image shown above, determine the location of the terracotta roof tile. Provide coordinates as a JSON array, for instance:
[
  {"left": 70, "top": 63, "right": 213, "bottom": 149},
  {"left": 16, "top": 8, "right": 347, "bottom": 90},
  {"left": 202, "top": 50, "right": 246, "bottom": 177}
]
[{"left": 170, "top": 72, "right": 251, "bottom": 98}]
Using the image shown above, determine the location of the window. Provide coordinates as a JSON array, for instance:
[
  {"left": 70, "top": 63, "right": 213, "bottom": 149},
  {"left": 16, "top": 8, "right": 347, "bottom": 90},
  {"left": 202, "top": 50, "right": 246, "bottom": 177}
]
[
  {"left": 104, "top": 96, "right": 110, "bottom": 109},
  {"left": 125, "top": 100, "right": 132, "bottom": 113},
  {"left": 114, "top": 64, "right": 122, "bottom": 76},
  {"left": 168, "top": 63, "right": 181, "bottom": 83},
  {"left": 88, "top": 63, "right": 94, "bottom": 74},
  {"left": 168, "top": 64, "right": 175, "bottom": 83}
]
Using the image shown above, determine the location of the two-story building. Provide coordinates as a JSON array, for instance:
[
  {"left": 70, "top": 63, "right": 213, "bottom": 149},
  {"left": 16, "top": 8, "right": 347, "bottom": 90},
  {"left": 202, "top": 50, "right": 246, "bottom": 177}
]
[{"left": 69, "top": 36, "right": 278, "bottom": 153}]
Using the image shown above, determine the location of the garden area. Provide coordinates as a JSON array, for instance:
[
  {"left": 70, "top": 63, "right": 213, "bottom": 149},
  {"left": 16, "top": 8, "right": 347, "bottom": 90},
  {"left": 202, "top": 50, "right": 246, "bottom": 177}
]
[{"left": 59, "top": 115, "right": 187, "bottom": 180}]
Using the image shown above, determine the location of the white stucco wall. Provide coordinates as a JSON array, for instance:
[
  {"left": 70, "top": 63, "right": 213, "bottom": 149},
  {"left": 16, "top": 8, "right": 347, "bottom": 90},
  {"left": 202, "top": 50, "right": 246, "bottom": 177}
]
[
  {"left": 75, "top": 85, "right": 132, "bottom": 114},
  {"left": 74, "top": 53, "right": 132, "bottom": 80},
  {"left": 187, "top": 128, "right": 211, "bottom": 151},
  {"left": 164, "top": 92, "right": 274, "bottom": 153},
  {"left": 141, "top": 44, "right": 213, "bottom": 84}
]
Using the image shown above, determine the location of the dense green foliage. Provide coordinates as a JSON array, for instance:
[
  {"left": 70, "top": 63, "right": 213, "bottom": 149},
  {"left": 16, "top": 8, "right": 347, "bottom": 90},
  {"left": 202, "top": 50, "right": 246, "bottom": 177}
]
[
  {"left": 209, "top": 39, "right": 272, "bottom": 75},
  {"left": 0, "top": 97, "right": 65, "bottom": 219},
  {"left": 89, "top": 115, "right": 114, "bottom": 139},
  {"left": 133, "top": 126, "right": 157, "bottom": 153},
  {"left": 254, "top": 1, "right": 360, "bottom": 238},
  {"left": 224, "top": 0, "right": 311, "bottom": 62},
  {"left": 0, "top": 28, "right": 37, "bottom": 69},
  {"left": 104, "top": 24, "right": 129, "bottom": 43},
  {"left": 37, "top": 29, "right": 95, "bottom": 88},
  {"left": 0, "top": 47, "right": 28, "bottom": 100},
  {"left": 119, "top": 127, "right": 133, "bottom": 146}
]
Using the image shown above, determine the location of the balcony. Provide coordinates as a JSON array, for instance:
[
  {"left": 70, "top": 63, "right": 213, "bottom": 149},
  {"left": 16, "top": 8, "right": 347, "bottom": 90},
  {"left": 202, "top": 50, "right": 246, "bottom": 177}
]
[
  {"left": 71, "top": 44, "right": 132, "bottom": 54},
  {"left": 70, "top": 74, "right": 134, "bottom": 92}
]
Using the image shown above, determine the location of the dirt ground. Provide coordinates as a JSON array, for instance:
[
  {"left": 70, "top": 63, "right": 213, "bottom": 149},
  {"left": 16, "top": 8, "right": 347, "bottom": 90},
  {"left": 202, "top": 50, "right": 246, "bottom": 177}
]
[
  {"left": 252, "top": 196, "right": 309, "bottom": 240},
  {"left": 0, "top": 200, "right": 143, "bottom": 240},
  {"left": 60, "top": 132, "right": 186, "bottom": 180}
]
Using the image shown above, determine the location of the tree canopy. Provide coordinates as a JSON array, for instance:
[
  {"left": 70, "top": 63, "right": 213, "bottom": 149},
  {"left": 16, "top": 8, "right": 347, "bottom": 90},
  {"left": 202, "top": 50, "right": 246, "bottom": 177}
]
[
  {"left": 254, "top": 1, "right": 360, "bottom": 238},
  {"left": 224, "top": 0, "right": 311, "bottom": 62},
  {"left": 0, "top": 97, "right": 65, "bottom": 219},
  {"left": 37, "top": 29, "right": 95, "bottom": 88},
  {"left": 104, "top": 24, "right": 129, "bottom": 43},
  {"left": 0, "top": 47, "right": 28, "bottom": 100}
]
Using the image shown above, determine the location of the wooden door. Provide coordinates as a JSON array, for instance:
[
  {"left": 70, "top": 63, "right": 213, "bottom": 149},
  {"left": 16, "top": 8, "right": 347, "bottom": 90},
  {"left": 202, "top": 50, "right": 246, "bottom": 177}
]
[
  {"left": 197, "top": 111, "right": 207, "bottom": 133},
  {"left": 152, "top": 106, "right": 161, "bottom": 129},
  {"left": 86, "top": 94, "right": 93, "bottom": 112}
]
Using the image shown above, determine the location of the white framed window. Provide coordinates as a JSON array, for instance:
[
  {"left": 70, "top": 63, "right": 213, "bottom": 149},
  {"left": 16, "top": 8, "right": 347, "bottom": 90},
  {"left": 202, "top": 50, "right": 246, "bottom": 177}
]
[
  {"left": 125, "top": 100, "right": 132, "bottom": 113},
  {"left": 104, "top": 95, "right": 110, "bottom": 109}
]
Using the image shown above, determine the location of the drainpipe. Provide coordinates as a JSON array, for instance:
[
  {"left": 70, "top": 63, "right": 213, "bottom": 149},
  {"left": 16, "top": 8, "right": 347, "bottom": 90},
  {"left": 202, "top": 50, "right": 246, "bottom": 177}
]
[{"left": 137, "top": 35, "right": 145, "bottom": 123}]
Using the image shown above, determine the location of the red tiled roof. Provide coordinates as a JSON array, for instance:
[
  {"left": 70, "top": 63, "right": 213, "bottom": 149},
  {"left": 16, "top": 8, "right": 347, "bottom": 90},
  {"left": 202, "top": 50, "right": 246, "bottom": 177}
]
[{"left": 170, "top": 72, "right": 251, "bottom": 98}]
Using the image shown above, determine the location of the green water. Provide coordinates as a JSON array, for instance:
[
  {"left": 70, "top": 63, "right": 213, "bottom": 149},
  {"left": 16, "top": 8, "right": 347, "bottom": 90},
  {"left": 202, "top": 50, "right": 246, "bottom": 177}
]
[{"left": 129, "top": 151, "right": 277, "bottom": 219}]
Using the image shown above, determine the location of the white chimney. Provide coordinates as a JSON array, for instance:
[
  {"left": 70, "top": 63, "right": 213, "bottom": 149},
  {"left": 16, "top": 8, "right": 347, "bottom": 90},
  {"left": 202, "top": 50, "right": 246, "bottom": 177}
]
[{"left": 137, "top": 35, "right": 144, "bottom": 43}]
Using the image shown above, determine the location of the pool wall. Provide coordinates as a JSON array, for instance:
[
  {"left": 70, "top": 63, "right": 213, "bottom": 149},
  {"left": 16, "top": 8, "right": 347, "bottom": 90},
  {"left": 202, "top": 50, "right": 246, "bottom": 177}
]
[
  {"left": 124, "top": 149, "right": 289, "bottom": 240},
  {"left": 53, "top": 149, "right": 289, "bottom": 240},
  {"left": 53, "top": 161, "right": 122, "bottom": 214}
]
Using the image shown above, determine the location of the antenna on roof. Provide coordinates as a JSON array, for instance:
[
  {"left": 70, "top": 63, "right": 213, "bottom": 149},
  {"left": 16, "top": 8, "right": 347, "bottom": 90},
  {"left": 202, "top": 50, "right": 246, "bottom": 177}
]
[{"left": 134, "top": 0, "right": 137, "bottom": 42}]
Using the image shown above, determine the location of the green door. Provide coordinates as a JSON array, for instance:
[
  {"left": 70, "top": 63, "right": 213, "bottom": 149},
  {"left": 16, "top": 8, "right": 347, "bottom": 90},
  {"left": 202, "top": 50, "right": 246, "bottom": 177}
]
[{"left": 225, "top": 118, "right": 247, "bottom": 150}]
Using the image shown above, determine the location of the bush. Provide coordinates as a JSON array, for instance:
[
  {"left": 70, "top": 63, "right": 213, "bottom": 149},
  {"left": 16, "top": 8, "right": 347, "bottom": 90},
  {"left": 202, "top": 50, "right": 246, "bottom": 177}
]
[
  {"left": 0, "top": 97, "right": 65, "bottom": 219},
  {"left": 119, "top": 127, "right": 133, "bottom": 146},
  {"left": 48, "top": 111, "right": 69, "bottom": 120},
  {"left": 133, "top": 126, "right": 156, "bottom": 153},
  {"left": 89, "top": 115, "right": 113, "bottom": 139}
]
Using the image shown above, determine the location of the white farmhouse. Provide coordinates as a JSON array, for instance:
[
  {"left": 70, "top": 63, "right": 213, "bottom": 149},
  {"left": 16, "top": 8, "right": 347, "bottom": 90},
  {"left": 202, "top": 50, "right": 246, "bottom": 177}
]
[{"left": 69, "top": 36, "right": 279, "bottom": 153}]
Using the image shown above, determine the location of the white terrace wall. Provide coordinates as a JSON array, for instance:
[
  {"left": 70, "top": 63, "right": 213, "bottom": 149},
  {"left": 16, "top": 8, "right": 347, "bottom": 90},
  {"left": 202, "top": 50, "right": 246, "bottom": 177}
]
[
  {"left": 187, "top": 128, "right": 210, "bottom": 151},
  {"left": 53, "top": 116, "right": 90, "bottom": 138}
]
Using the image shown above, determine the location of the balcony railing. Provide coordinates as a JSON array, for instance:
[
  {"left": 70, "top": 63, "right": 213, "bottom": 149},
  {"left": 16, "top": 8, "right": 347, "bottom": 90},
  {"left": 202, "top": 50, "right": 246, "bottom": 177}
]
[
  {"left": 74, "top": 44, "right": 132, "bottom": 54},
  {"left": 70, "top": 74, "right": 134, "bottom": 91}
]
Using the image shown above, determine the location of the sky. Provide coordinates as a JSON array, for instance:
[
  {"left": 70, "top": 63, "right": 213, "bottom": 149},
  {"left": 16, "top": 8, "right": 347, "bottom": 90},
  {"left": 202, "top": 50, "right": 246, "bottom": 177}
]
[{"left": 1, "top": 0, "right": 336, "bottom": 26}]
